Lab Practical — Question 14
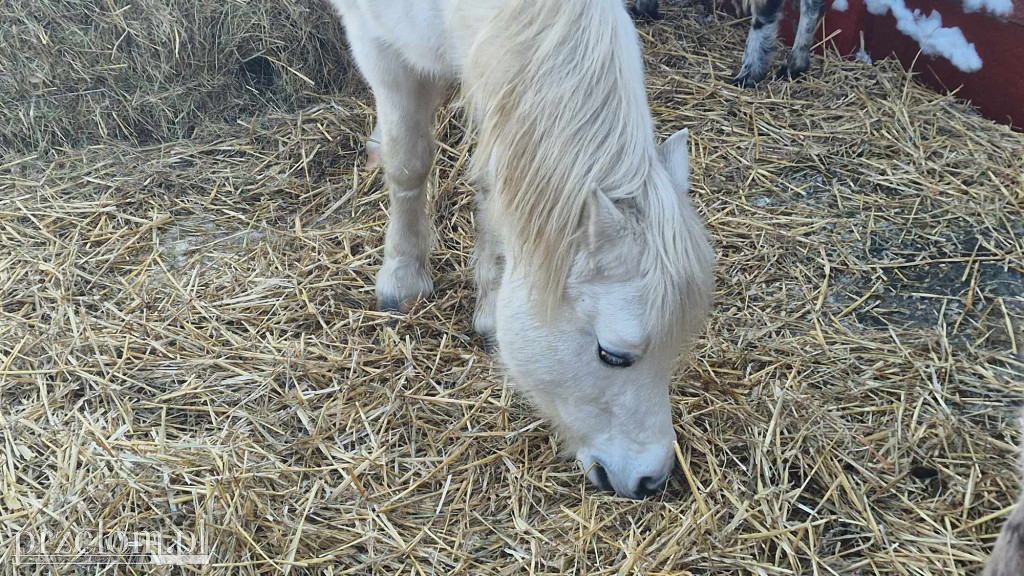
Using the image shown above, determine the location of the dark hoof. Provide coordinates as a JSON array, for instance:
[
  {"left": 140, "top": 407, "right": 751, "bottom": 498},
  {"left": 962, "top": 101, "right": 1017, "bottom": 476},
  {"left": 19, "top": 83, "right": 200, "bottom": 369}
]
[
  {"left": 630, "top": 0, "right": 661, "bottom": 20},
  {"left": 377, "top": 293, "right": 424, "bottom": 315},
  {"left": 730, "top": 73, "right": 760, "bottom": 88},
  {"left": 775, "top": 66, "right": 807, "bottom": 81},
  {"left": 376, "top": 299, "right": 402, "bottom": 329},
  {"left": 377, "top": 296, "right": 402, "bottom": 314},
  {"left": 482, "top": 338, "right": 499, "bottom": 355},
  {"left": 630, "top": 6, "right": 662, "bottom": 20}
]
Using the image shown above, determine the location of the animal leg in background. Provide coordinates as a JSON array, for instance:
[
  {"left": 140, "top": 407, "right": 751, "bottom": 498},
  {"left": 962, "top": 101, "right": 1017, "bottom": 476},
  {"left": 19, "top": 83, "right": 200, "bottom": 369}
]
[
  {"left": 780, "top": 0, "right": 824, "bottom": 79},
  {"left": 346, "top": 30, "right": 443, "bottom": 312},
  {"left": 733, "top": 0, "right": 785, "bottom": 87}
]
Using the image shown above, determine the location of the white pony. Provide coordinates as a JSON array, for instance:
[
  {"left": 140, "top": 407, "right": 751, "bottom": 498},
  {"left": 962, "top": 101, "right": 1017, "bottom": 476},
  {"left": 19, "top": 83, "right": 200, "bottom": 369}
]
[{"left": 333, "top": 0, "right": 715, "bottom": 499}]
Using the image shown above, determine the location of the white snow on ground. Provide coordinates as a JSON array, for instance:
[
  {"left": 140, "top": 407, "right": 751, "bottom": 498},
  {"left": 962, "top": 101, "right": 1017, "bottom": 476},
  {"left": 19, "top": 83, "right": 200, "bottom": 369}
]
[
  {"left": 832, "top": 0, "right": 849, "bottom": 12},
  {"left": 961, "top": 0, "right": 1013, "bottom": 16},
  {"left": 865, "top": 0, "right": 983, "bottom": 72}
]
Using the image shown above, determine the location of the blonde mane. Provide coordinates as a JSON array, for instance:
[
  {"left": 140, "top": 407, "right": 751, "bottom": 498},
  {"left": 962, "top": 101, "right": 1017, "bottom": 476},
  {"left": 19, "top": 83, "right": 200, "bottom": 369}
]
[
  {"left": 462, "top": 0, "right": 657, "bottom": 315},
  {"left": 462, "top": 0, "right": 713, "bottom": 333}
]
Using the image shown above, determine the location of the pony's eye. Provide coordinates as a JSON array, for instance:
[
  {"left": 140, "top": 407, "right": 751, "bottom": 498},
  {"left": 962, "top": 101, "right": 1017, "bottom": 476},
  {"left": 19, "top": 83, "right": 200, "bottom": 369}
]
[{"left": 598, "top": 345, "right": 634, "bottom": 368}]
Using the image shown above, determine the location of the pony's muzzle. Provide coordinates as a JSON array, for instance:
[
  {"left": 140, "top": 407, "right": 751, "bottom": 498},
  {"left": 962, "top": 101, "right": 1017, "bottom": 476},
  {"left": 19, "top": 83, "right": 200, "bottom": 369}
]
[{"left": 579, "top": 444, "right": 674, "bottom": 500}]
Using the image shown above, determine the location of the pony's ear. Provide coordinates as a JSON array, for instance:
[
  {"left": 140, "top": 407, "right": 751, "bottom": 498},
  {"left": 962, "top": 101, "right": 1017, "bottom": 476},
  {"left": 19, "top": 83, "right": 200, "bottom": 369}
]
[
  {"left": 657, "top": 128, "right": 690, "bottom": 191},
  {"left": 586, "top": 188, "right": 625, "bottom": 249}
]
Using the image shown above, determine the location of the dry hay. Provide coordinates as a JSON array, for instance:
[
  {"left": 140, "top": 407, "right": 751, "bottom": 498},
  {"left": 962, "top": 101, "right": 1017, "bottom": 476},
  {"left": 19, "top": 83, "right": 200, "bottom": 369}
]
[
  {"left": 0, "top": 0, "right": 355, "bottom": 154},
  {"left": 1, "top": 2, "right": 1023, "bottom": 574}
]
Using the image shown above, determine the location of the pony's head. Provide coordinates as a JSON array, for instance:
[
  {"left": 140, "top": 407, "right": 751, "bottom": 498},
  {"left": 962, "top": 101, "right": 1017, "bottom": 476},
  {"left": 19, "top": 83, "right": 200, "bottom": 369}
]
[
  {"left": 494, "top": 129, "right": 714, "bottom": 499},
  {"left": 463, "top": 0, "right": 714, "bottom": 498}
]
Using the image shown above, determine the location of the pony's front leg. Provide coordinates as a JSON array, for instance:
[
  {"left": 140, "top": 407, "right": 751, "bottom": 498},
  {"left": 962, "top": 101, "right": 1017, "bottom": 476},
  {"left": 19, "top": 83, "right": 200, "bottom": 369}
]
[
  {"left": 354, "top": 48, "right": 442, "bottom": 312},
  {"left": 733, "top": 0, "right": 785, "bottom": 87},
  {"left": 472, "top": 191, "right": 503, "bottom": 340},
  {"left": 376, "top": 83, "right": 440, "bottom": 312}
]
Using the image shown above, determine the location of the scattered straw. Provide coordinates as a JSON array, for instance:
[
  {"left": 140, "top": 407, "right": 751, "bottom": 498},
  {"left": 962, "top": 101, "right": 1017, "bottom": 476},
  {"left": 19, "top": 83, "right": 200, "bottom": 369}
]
[{"left": 0, "top": 1, "right": 1022, "bottom": 574}]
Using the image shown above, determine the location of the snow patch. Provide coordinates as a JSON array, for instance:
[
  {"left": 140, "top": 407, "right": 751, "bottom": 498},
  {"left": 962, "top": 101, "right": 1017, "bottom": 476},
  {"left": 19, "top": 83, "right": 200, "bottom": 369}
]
[
  {"left": 865, "top": 0, "right": 982, "bottom": 72},
  {"left": 961, "top": 0, "right": 1013, "bottom": 16},
  {"left": 829, "top": 0, "right": 1012, "bottom": 15}
]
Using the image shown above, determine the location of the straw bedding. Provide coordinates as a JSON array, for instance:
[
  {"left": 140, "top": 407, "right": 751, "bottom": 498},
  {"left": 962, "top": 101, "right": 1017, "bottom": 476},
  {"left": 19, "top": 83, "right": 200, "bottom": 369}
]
[{"left": 1, "top": 1, "right": 1022, "bottom": 574}]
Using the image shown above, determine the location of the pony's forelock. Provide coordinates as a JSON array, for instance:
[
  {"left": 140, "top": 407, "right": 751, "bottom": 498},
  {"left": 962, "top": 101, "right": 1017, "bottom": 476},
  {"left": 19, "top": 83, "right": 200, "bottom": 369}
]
[
  {"left": 463, "top": 0, "right": 654, "bottom": 317},
  {"left": 637, "top": 168, "right": 716, "bottom": 342},
  {"left": 462, "top": 0, "right": 714, "bottom": 339}
]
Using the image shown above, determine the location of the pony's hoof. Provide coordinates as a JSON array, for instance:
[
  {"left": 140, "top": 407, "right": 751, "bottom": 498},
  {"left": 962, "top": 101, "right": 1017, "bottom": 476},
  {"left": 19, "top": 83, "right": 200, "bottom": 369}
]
[
  {"left": 472, "top": 296, "right": 499, "bottom": 354},
  {"left": 482, "top": 338, "right": 499, "bottom": 355},
  {"left": 375, "top": 263, "right": 433, "bottom": 314},
  {"left": 375, "top": 292, "right": 427, "bottom": 315},
  {"left": 376, "top": 295, "right": 402, "bottom": 314},
  {"left": 472, "top": 299, "right": 497, "bottom": 339},
  {"left": 473, "top": 318, "right": 496, "bottom": 340}
]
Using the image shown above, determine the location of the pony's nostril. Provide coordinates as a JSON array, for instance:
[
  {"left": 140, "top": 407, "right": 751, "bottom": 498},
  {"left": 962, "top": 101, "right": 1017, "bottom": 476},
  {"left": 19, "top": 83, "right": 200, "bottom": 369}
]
[
  {"left": 590, "top": 462, "right": 613, "bottom": 492},
  {"left": 634, "top": 474, "right": 667, "bottom": 499}
]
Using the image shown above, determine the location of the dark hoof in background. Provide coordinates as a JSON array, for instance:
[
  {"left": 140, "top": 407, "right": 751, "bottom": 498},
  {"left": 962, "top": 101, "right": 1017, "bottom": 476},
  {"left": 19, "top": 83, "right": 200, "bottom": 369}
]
[
  {"left": 729, "top": 75, "right": 752, "bottom": 88},
  {"left": 730, "top": 73, "right": 762, "bottom": 88},
  {"left": 774, "top": 66, "right": 807, "bottom": 81},
  {"left": 630, "top": 0, "right": 662, "bottom": 20}
]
